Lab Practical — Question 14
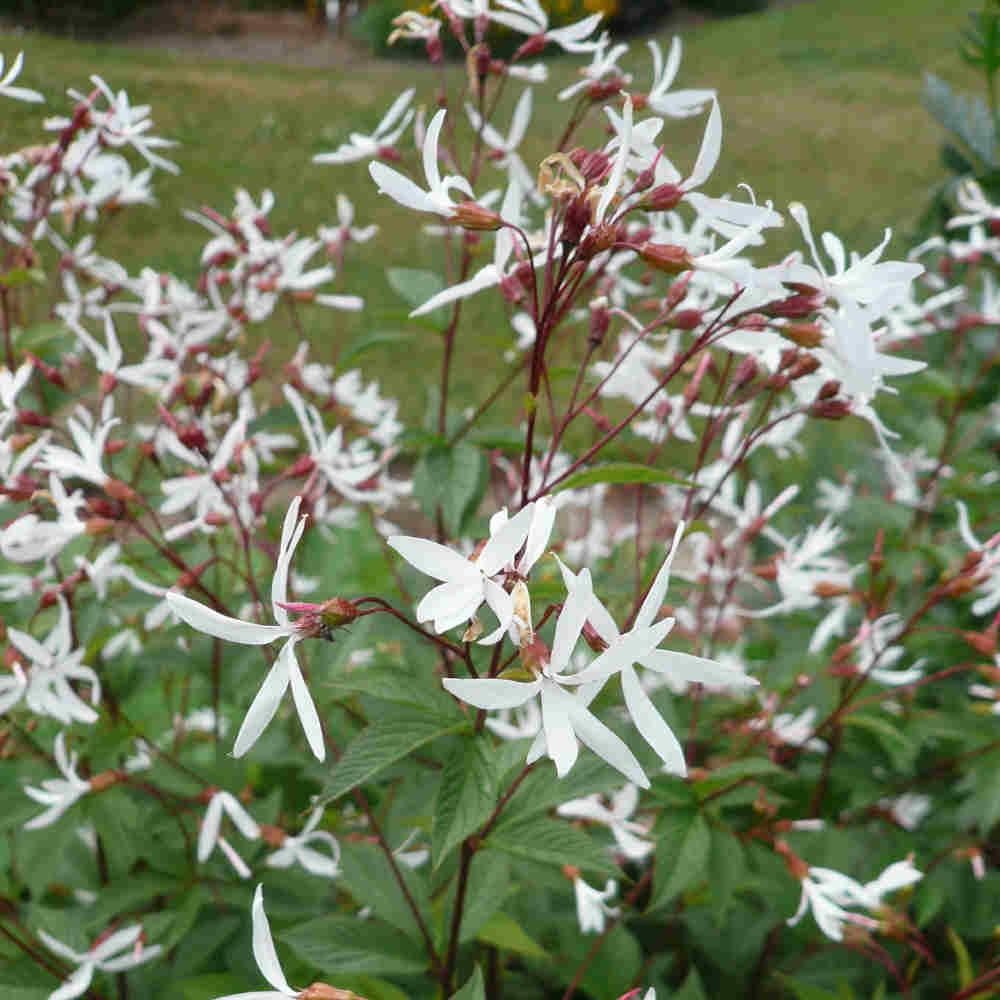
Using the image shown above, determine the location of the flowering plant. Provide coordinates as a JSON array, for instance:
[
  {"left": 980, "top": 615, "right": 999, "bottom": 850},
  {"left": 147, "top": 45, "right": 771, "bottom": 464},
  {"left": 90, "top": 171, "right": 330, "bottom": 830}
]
[{"left": 0, "top": 12, "right": 998, "bottom": 1000}]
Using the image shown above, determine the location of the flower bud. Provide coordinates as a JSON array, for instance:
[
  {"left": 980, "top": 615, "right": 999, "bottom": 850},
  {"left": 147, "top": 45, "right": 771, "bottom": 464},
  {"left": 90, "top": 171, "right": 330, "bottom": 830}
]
[
  {"left": 300, "top": 986, "right": 367, "bottom": 1000},
  {"left": 637, "top": 242, "right": 692, "bottom": 274},
  {"left": 778, "top": 321, "right": 824, "bottom": 348},
  {"left": 89, "top": 771, "right": 124, "bottom": 793},
  {"left": 817, "top": 379, "right": 841, "bottom": 400},
  {"left": 789, "top": 354, "right": 821, "bottom": 379},
  {"left": 85, "top": 517, "right": 116, "bottom": 536},
  {"left": 16, "top": 409, "right": 52, "bottom": 428},
  {"left": 259, "top": 824, "right": 287, "bottom": 847},
  {"left": 513, "top": 33, "right": 548, "bottom": 60},
  {"left": 809, "top": 398, "right": 851, "bottom": 420},
  {"left": 452, "top": 201, "right": 503, "bottom": 231},
  {"left": 670, "top": 308, "right": 702, "bottom": 330},
  {"left": 320, "top": 598, "right": 360, "bottom": 629},
  {"left": 642, "top": 183, "right": 684, "bottom": 212},
  {"left": 812, "top": 581, "right": 850, "bottom": 598},
  {"left": 562, "top": 194, "right": 592, "bottom": 248},
  {"left": 104, "top": 478, "right": 137, "bottom": 503},
  {"left": 732, "top": 357, "right": 759, "bottom": 390}
]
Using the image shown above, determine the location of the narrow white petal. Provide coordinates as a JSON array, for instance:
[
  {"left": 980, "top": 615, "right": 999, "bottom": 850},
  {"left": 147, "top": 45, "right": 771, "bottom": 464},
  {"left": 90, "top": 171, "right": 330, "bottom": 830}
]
[
  {"left": 442, "top": 676, "right": 541, "bottom": 710},
  {"left": 287, "top": 648, "right": 326, "bottom": 761},
  {"left": 551, "top": 568, "right": 592, "bottom": 671},
  {"left": 167, "top": 592, "right": 287, "bottom": 645},
  {"left": 540, "top": 683, "right": 579, "bottom": 777},
  {"left": 621, "top": 665, "right": 686, "bottom": 776},
  {"left": 635, "top": 521, "right": 684, "bottom": 628},
  {"left": 252, "top": 885, "right": 296, "bottom": 995},
  {"left": 49, "top": 962, "right": 94, "bottom": 1000},
  {"left": 568, "top": 693, "right": 649, "bottom": 788},
  {"left": 640, "top": 649, "right": 759, "bottom": 689},
  {"left": 232, "top": 652, "right": 292, "bottom": 757},
  {"left": 686, "top": 97, "right": 722, "bottom": 190},
  {"left": 388, "top": 535, "right": 477, "bottom": 582},
  {"left": 477, "top": 502, "right": 536, "bottom": 576},
  {"left": 198, "top": 794, "right": 224, "bottom": 861}
]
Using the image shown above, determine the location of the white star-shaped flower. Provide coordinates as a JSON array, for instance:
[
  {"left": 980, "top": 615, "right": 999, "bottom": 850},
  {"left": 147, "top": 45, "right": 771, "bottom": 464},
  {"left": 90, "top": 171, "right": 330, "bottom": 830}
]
[{"left": 166, "top": 496, "right": 326, "bottom": 760}]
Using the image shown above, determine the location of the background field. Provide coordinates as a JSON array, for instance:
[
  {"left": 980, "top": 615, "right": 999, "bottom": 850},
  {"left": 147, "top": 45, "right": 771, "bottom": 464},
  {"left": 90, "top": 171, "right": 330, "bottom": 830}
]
[{"left": 0, "top": 0, "right": 982, "bottom": 422}]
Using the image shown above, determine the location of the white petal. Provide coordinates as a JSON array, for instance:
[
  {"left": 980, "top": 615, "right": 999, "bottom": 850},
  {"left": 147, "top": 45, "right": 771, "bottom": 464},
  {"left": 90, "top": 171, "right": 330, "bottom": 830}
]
[
  {"left": 540, "top": 682, "right": 579, "bottom": 777},
  {"left": 287, "top": 647, "right": 326, "bottom": 761},
  {"left": 640, "top": 649, "right": 758, "bottom": 688},
  {"left": 442, "top": 676, "right": 541, "bottom": 710},
  {"left": 686, "top": 97, "right": 721, "bottom": 190},
  {"left": 49, "top": 962, "right": 94, "bottom": 1000},
  {"left": 198, "top": 794, "right": 224, "bottom": 862},
  {"left": 417, "top": 580, "right": 483, "bottom": 633},
  {"left": 388, "top": 535, "right": 478, "bottom": 583},
  {"left": 166, "top": 592, "right": 288, "bottom": 645},
  {"left": 568, "top": 692, "right": 649, "bottom": 788},
  {"left": 252, "top": 885, "right": 296, "bottom": 995},
  {"left": 479, "top": 577, "right": 514, "bottom": 644},
  {"left": 232, "top": 651, "right": 292, "bottom": 757},
  {"left": 634, "top": 521, "right": 684, "bottom": 629},
  {"left": 551, "top": 568, "right": 592, "bottom": 672},
  {"left": 477, "top": 502, "right": 536, "bottom": 576},
  {"left": 621, "top": 664, "right": 686, "bottom": 776}
]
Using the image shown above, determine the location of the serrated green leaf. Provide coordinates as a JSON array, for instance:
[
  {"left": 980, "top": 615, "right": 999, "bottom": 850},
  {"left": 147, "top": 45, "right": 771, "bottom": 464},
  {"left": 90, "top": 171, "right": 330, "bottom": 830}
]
[
  {"left": 843, "top": 713, "right": 915, "bottom": 771},
  {"left": 413, "top": 443, "right": 487, "bottom": 535},
  {"left": 475, "top": 912, "right": 548, "bottom": 959},
  {"left": 649, "top": 809, "right": 710, "bottom": 911},
  {"left": 498, "top": 754, "right": 624, "bottom": 825},
  {"left": 552, "top": 462, "right": 694, "bottom": 494},
  {"left": 695, "top": 758, "right": 786, "bottom": 799},
  {"left": 325, "top": 664, "right": 455, "bottom": 713},
  {"left": 450, "top": 965, "right": 486, "bottom": 1000},
  {"left": 433, "top": 732, "right": 502, "bottom": 868},
  {"left": 319, "top": 707, "right": 469, "bottom": 805},
  {"left": 280, "top": 915, "right": 429, "bottom": 976},
  {"left": 340, "top": 841, "right": 432, "bottom": 943},
  {"left": 485, "top": 816, "right": 616, "bottom": 878},
  {"left": 708, "top": 828, "right": 745, "bottom": 920}
]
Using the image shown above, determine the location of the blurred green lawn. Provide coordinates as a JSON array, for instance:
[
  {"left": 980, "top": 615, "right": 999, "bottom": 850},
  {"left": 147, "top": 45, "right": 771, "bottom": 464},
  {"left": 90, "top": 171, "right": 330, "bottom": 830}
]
[{"left": 0, "top": 0, "right": 981, "bottom": 423}]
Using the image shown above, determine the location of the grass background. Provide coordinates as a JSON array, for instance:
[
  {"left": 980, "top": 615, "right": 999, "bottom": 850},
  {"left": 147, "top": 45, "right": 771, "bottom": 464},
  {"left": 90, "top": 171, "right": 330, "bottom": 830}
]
[{"left": 0, "top": 0, "right": 982, "bottom": 423}]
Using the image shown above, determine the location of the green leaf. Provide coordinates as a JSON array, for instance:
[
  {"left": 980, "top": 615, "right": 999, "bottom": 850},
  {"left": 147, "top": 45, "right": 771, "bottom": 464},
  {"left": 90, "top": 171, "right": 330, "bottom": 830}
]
[
  {"left": 433, "top": 732, "right": 503, "bottom": 868},
  {"left": 552, "top": 462, "right": 694, "bottom": 494},
  {"left": 340, "top": 841, "right": 433, "bottom": 944},
  {"left": 280, "top": 915, "right": 429, "bottom": 976},
  {"left": 694, "top": 758, "right": 785, "bottom": 800},
  {"left": 475, "top": 912, "right": 548, "bottom": 959},
  {"left": 673, "top": 966, "right": 709, "bottom": 1000},
  {"left": 843, "top": 713, "right": 915, "bottom": 771},
  {"left": 648, "top": 809, "right": 711, "bottom": 911},
  {"left": 450, "top": 966, "right": 486, "bottom": 1000},
  {"left": 947, "top": 926, "right": 974, "bottom": 989},
  {"left": 0, "top": 267, "right": 45, "bottom": 288},
  {"left": 178, "top": 974, "right": 246, "bottom": 1000},
  {"left": 387, "top": 267, "right": 448, "bottom": 323},
  {"left": 413, "top": 443, "right": 487, "bottom": 536},
  {"left": 485, "top": 816, "right": 617, "bottom": 879},
  {"left": 325, "top": 664, "right": 455, "bottom": 713},
  {"left": 774, "top": 975, "right": 842, "bottom": 1000},
  {"left": 338, "top": 330, "right": 415, "bottom": 368},
  {"left": 923, "top": 73, "right": 997, "bottom": 167},
  {"left": 499, "top": 754, "right": 624, "bottom": 825},
  {"left": 708, "top": 828, "right": 745, "bottom": 920},
  {"left": 247, "top": 402, "right": 298, "bottom": 436},
  {"left": 318, "top": 706, "right": 469, "bottom": 805}
]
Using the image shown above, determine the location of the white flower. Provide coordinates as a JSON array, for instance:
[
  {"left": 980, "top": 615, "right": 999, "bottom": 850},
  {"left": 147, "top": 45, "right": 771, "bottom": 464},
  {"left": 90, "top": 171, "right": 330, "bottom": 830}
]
[
  {"left": 11, "top": 596, "right": 102, "bottom": 726},
  {"left": 212, "top": 885, "right": 300, "bottom": 1000},
  {"left": 557, "top": 784, "right": 652, "bottom": 860},
  {"left": 788, "top": 867, "right": 871, "bottom": 941},
  {"left": 266, "top": 808, "right": 341, "bottom": 878},
  {"left": 443, "top": 568, "right": 650, "bottom": 786},
  {"left": 198, "top": 790, "right": 261, "bottom": 878},
  {"left": 559, "top": 524, "right": 757, "bottom": 775},
  {"left": 486, "top": 0, "right": 602, "bottom": 52},
  {"left": 558, "top": 33, "right": 631, "bottom": 102},
  {"left": 388, "top": 503, "right": 537, "bottom": 644},
  {"left": 24, "top": 732, "right": 91, "bottom": 830},
  {"left": 0, "top": 474, "right": 86, "bottom": 563},
  {"left": 314, "top": 88, "right": 415, "bottom": 164},
  {"left": 465, "top": 89, "right": 536, "bottom": 198},
  {"left": 643, "top": 38, "right": 714, "bottom": 118},
  {"left": 39, "top": 924, "right": 161, "bottom": 1000},
  {"left": 41, "top": 404, "right": 120, "bottom": 490},
  {"left": 0, "top": 52, "right": 44, "bottom": 103},
  {"left": 369, "top": 109, "right": 476, "bottom": 219},
  {"left": 573, "top": 876, "right": 618, "bottom": 933},
  {"left": 166, "top": 496, "right": 326, "bottom": 760}
]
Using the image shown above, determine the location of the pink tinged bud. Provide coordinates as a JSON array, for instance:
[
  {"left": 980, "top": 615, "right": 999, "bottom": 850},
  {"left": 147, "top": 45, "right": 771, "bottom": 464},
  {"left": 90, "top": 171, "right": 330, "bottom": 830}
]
[
  {"left": 671, "top": 308, "right": 702, "bottom": 331},
  {"left": 453, "top": 202, "right": 503, "bottom": 231},
  {"left": 85, "top": 517, "right": 116, "bottom": 536},
  {"left": 582, "top": 621, "right": 608, "bottom": 653},
  {"left": 817, "top": 379, "right": 841, "bottom": 400},
  {"left": 98, "top": 372, "right": 117, "bottom": 396},
  {"left": 520, "top": 636, "right": 548, "bottom": 675},
  {"left": 562, "top": 195, "right": 592, "bottom": 248},
  {"left": 514, "top": 33, "right": 548, "bottom": 60},
  {"left": 643, "top": 183, "right": 684, "bottom": 211},
  {"left": 589, "top": 78, "right": 624, "bottom": 102},
  {"left": 810, "top": 398, "right": 851, "bottom": 420},
  {"left": 769, "top": 293, "right": 821, "bottom": 319},
  {"left": 376, "top": 145, "right": 403, "bottom": 162},
  {"left": 104, "top": 479, "right": 136, "bottom": 503},
  {"left": 89, "top": 770, "right": 123, "bottom": 793},
  {"left": 499, "top": 274, "right": 526, "bottom": 305},
  {"left": 733, "top": 357, "right": 759, "bottom": 388},
  {"left": 638, "top": 242, "right": 693, "bottom": 274},
  {"left": 765, "top": 372, "right": 790, "bottom": 392},
  {"left": 971, "top": 850, "right": 985, "bottom": 880},
  {"left": 684, "top": 352, "right": 712, "bottom": 409},
  {"left": 779, "top": 321, "right": 824, "bottom": 348},
  {"left": 427, "top": 35, "right": 444, "bottom": 63},
  {"left": 16, "top": 409, "right": 51, "bottom": 428}
]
